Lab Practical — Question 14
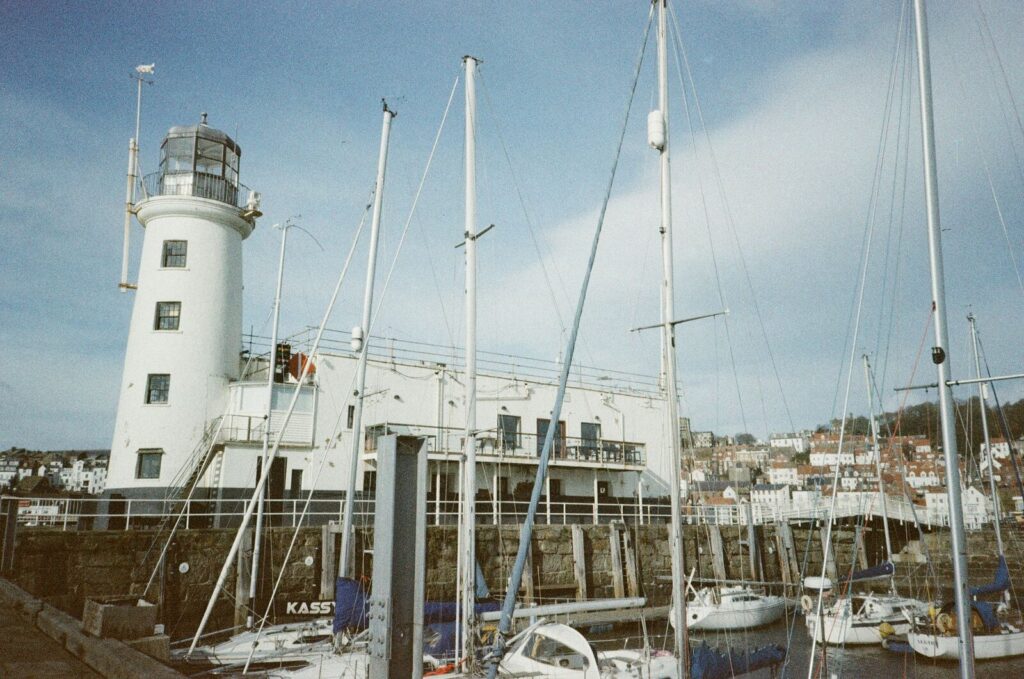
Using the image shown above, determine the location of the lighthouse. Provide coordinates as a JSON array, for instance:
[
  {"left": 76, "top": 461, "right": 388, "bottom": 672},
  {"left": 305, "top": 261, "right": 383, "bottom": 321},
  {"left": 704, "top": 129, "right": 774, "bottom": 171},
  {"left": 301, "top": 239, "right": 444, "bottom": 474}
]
[{"left": 106, "top": 115, "right": 259, "bottom": 503}]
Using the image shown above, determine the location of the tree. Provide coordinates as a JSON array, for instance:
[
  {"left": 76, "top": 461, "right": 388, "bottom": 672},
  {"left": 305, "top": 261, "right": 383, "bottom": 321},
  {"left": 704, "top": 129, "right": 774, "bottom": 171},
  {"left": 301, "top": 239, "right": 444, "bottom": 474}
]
[{"left": 736, "top": 433, "right": 756, "bottom": 445}]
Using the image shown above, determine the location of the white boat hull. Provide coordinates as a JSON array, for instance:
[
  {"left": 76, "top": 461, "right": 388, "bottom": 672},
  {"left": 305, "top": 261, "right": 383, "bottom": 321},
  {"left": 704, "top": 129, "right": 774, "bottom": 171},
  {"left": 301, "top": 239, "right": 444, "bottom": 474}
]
[
  {"left": 908, "top": 628, "right": 1024, "bottom": 660},
  {"left": 670, "top": 587, "right": 786, "bottom": 631},
  {"left": 805, "top": 610, "right": 911, "bottom": 645},
  {"left": 183, "top": 617, "right": 334, "bottom": 664},
  {"left": 804, "top": 595, "right": 929, "bottom": 645}
]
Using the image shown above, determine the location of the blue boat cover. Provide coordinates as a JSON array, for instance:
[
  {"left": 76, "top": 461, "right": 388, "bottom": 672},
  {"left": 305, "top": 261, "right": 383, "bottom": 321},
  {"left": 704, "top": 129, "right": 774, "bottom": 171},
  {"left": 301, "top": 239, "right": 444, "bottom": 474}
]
[
  {"left": 971, "top": 555, "right": 1010, "bottom": 597},
  {"left": 333, "top": 577, "right": 500, "bottom": 634},
  {"left": 972, "top": 601, "right": 1000, "bottom": 631},
  {"left": 334, "top": 577, "right": 368, "bottom": 632},
  {"left": 842, "top": 560, "right": 894, "bottom": 584},
  {"left": 690, "top": 642, "right": 786, "bottom": 679}
]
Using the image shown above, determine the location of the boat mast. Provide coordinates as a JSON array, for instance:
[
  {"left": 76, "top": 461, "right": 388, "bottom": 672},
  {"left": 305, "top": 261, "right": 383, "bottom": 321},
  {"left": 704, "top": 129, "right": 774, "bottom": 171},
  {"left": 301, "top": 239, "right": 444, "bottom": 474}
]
[
  {"left": 655, "top": 1, "right": 689, "bottom": 676},
  {"left": 460, "top": 54, "right": 480, "bottom": 665},
  {"left": 339, "top": 101, "right": 396, "bottom": 579},
  {"left": 968, "top": 314, "right": 1007, "bottom": 601},
  {"left": 913, "top": 0, "right": 975, "bottom": 673},
  {"left": 248, "top": 220, "right": 290, "bottom": 628},
  {"left": 862, "top": 355, "right": 894, "bottom": 594}
]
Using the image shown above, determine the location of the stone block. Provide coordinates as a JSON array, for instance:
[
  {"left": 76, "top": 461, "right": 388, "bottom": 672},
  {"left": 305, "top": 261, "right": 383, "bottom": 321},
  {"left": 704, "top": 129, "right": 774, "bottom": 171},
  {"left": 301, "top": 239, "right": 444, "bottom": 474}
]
[
  {"left": 82, "top": 595, "right": 157, "bottom": 640},
  {"left": 127, "top": 633, "right": 171, "bottom": 661}
]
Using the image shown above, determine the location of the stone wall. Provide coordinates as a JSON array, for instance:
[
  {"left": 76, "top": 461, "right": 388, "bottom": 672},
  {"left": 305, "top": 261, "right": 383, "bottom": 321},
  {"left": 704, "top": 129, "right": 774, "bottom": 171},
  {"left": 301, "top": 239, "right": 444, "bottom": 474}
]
[
  {"left": 7, "top": 515, "right": 1012, "bottom": 642},
  {"left": 7, "top": 528, "right": 321, "bottom": 639}
]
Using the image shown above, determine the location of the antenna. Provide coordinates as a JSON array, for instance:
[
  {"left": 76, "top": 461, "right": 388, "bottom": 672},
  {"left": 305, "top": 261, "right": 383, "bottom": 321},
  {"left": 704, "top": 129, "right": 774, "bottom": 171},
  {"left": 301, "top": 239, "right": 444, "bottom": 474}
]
[{"left": 119, "top": 64, "right": 155, "bottom": 292}]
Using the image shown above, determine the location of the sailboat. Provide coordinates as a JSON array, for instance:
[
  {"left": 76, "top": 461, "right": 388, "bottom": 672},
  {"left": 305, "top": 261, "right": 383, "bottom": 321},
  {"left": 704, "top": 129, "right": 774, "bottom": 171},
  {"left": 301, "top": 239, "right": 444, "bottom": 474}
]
[
  {"left": 802, "top": 355, "right": 931, "bottom": 645},
  {"left": 905, "top": 315, "right": 1024, "bottom": 660},
  {"left": 675, "top": 584, "right": 786, "bottom": 632}
]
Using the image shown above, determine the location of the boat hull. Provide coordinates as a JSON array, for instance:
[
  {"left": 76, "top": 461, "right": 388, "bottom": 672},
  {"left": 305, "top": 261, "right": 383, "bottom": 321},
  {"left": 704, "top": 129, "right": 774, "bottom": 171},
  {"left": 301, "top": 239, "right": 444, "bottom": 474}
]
[
  {"left": 806, "top": 611, "right": 911, "bottom": 645},
  {"left": 908, "top": 629, "right": 1024, "bottom": 660},
  {"left": 688, "top": 597, "right": 786, "bottom": 630}
]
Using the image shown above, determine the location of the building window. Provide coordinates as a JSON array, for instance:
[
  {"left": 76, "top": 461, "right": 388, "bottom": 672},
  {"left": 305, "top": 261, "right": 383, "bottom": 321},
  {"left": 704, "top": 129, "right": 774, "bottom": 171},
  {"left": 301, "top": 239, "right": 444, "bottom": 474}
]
[
  {"left": 581, "top": 422, "right": 601, "bottom": 452},
  {"left": 347, "top": 404, "right": 355, "bottom": 429},
  {"left": 549, "top": 478, "right": 562, "bottom": 497},
  {"left": 536, "top": 418, "right": 566, "bottom": 457},
  {"left": 497, "top": 414, "right": 521, "bottom": 451},
  {"left": 154, "top": 301, "right": 181, "bottom": 330},
  {"left": 162, "top": 240, "right": 187, "bottom": 267},
  {"left": 291, "top": 469, "right": 303, "bottom": 497},
  {"left": 136, "top": 449, "right": 163, "bottom": 479},
  {"left": 145, "top": 374, "right": 170, "bottom": 404}
]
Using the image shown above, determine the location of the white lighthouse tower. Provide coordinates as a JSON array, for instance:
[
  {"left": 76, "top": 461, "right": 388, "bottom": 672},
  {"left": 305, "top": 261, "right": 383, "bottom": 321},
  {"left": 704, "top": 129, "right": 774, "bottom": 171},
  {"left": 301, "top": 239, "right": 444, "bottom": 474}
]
[{"left": 106, "top": 115, "right": 259, "bottom": 503}]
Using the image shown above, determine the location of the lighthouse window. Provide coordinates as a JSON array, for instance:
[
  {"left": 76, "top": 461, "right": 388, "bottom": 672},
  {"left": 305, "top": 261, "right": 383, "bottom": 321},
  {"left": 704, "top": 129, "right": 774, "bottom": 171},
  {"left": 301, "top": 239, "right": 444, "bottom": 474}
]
[
  {"left": 154, "top": 302, "right": 181, "bottom": 330},
  {"left": 162, "top": 240, "right": 187, "bottom": 268},
  {"left": 135, "top": 449, "right": 163, "bottom": 479},
  {"left": 145, "top": 374, "right": 170, "bottom": 404}
]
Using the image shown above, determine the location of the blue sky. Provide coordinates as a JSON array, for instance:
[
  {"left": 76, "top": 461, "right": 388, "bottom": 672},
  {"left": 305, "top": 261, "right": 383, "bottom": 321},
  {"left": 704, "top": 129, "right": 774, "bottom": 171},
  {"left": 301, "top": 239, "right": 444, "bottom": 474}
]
[{"left": 3, "top": 1, "right": 1024, "bottom": 449}]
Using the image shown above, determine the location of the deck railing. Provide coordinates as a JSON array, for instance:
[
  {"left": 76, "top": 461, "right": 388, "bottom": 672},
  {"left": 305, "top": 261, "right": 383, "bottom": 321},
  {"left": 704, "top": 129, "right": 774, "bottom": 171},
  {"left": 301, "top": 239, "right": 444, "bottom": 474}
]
[
  {"left": 363, "top": 422, "right": 646, "bottom": 467},
  {"left": 1, "top": 493, "right": 995, "bottom": 533}
]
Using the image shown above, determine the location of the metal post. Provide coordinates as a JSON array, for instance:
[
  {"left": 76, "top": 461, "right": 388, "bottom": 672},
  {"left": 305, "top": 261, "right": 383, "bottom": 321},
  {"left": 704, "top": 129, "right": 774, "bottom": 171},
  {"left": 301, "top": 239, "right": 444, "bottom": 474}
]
[
  {"left": 969, "top": 315, "right": 1006, "bottom": 580},
  {"left": 655, "top": 1, "right": 688, "bottom": 674},
  {"left": 339, "top": 102, "right": 396, "bottom": 579},
  {"left": 914, "top": 1, "right": 974, "bottom": 673},
  {"left": 248, "top": 221, "right": 289, "bottom": 628},
  {"left": 460, "top": 55, "right": 480, "bottom": 664},
  {"left": 863, "top": 356, "right": 894, "bottom": 593}
]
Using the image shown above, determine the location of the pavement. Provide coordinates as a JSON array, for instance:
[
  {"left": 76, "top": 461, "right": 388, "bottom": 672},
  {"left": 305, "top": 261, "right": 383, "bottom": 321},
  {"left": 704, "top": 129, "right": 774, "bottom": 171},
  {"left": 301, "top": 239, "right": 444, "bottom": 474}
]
[{"left": 0, "top": 596, "right": 101, "bottom": 679}]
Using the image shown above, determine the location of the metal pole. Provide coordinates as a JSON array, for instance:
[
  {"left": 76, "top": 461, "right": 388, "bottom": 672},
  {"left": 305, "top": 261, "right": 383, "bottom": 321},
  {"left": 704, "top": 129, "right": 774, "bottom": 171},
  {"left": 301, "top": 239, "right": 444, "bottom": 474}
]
[
  {"left": 120, "top": 75, "right": 145, "bottom": 292},
  {"left": 339, "top": 103, "right": 395, "bottom": 579},
  {"left": 863, "top": 356, "right": 894, "bottom": 593},
  {"left": 460, "top": 54, "right": 480, "bottom": 664},
  {"left": 248, "top": 221, "right": 289, "bottom": 628},
  {"left": 969, "top": 315, "right": 1005, "bottom": 564},
  {"left": 657, "top": 2, "right": 688, "bottom": 675},
  {"left": 913, "top": 1, "right": 974, "bottom": 673}
]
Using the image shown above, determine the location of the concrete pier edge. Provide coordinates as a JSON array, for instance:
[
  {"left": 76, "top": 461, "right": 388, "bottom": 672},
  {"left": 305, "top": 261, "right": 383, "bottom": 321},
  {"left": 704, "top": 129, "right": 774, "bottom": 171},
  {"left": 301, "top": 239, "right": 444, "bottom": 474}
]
[{"left": 0, "top": 577, "right": 184, "bottom": 679}]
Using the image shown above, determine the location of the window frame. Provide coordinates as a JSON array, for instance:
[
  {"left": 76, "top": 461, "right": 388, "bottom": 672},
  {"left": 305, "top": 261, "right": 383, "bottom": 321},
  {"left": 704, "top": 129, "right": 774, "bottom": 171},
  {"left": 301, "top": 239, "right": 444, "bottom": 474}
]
[
  {"left": 145, "top": 373, "right": 170, "bottom": 404},
  {"left": 135, "top": 448, "right": 163, "bottom": 479},
  {"left": 498, "top": 414, "right": 521, "bottom": 451},
  {"left": 161, "top": 240, "right": 188, "bottom": 268},
  {"left": 153, "top": 301, "right": 181, "bottom": 331}
]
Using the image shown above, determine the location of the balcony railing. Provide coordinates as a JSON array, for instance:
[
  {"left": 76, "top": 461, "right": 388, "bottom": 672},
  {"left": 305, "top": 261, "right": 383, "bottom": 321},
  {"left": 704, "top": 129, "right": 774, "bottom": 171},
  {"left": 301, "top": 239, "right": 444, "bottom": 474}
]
[
  {"left": 141, "top": 171, "right": 251, "bottom": 208},
  {"left": 363, "top": 422, "right": 646, "bottom": 467},
  {"left": 2, "top": 494, "right": 1000, "bottom": 533}
]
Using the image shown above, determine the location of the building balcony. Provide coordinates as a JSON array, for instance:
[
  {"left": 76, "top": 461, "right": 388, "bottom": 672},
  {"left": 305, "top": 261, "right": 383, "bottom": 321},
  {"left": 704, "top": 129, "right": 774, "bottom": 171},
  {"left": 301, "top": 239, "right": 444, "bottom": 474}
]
[
  {"left": 363, "top": 422, "right": 646, "bottom": 470},
  {"left": 221, "top": 382, "right": 316, "bottom": 447}
]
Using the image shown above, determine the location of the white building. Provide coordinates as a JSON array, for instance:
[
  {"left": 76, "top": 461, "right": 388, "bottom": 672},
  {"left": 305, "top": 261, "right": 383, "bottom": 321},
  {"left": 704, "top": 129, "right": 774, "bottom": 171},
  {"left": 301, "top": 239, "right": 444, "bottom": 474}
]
[
  {"left": 692, "top": 431, "right": 715, "bottom": 449},
  {"left": 924, "top": 486, "right": 991, "bottom": 530},
  {"left": 809, "top": 450, "right": 855, "bottom": 467},
  {"left": 104, "top": 118, "right": 681, "bottom": 520},
  {"left": 769, "top": 433, "right": 808, "bottom": 454},
  {"left": 750, "top": 483, "right": 789, "bottom": 505},
  {"left": 767, "top": 463, "right": 799, "bottom": 487}
]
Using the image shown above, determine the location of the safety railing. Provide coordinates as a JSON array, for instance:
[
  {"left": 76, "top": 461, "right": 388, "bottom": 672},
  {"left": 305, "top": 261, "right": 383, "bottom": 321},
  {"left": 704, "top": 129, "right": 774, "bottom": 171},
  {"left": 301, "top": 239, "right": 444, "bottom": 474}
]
[
  {"left": 4, "top": 492, "right": 995, "bottom": 533},
  {"left": 363, "top": 422, "right": 646, "bottom": 467}
]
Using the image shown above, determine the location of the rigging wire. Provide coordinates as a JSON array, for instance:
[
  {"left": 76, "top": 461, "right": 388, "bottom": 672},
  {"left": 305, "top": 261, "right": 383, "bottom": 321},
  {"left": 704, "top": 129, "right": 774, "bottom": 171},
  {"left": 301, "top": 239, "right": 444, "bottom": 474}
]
[
  {"left": 669, "top": 3, "right": 796, "bottom": 437},
  {"left": 972, "top": 0, "right": 1024, "bottom": 195},
  {"left": 667, "top": 15, "right": 750, "bottom": 438}
]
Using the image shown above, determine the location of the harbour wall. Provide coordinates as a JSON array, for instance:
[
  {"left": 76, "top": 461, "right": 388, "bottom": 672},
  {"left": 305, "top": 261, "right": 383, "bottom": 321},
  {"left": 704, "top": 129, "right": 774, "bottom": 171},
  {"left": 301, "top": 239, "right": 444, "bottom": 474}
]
[{"left": 2, "top": 518, "right": 1015, "bottom": 640}]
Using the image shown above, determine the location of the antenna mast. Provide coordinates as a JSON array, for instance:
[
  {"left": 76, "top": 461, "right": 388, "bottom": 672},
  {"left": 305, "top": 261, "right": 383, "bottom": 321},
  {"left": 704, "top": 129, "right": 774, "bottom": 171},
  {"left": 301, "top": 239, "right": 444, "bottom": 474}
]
[{"left": 120, "top": 64, "right": 153, "bottom": 292}]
